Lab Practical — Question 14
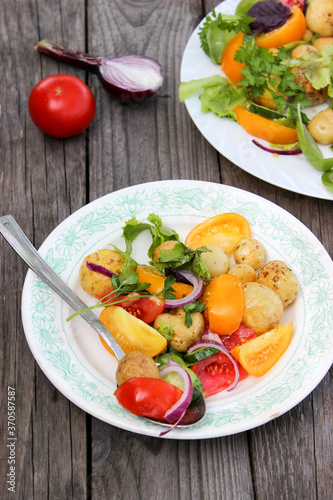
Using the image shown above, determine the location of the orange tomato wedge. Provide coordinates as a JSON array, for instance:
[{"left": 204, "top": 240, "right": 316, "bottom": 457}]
[
  {"left": 234, "top": 105, "right": 298, "bottom": 144},
  {"left": 185, "top": 213, "right": 251, "bottom": 254},
  {"left": 256, "top": 7, "right": 306, "bottom": 49},
  {"left": 207, "top": 274, "right": 244, "bottom": 335},
  {"left": 136, "top": 265, "right": 193, "bottom": 299},
  {"left": 99, "top": 306, "right": 167, "bottom": 357},
  {"left": 231, "top": 322, "right": 293, "bottom": 376},
  {"left": 221, "top": 32, "right": 246, "bottom": 85}
]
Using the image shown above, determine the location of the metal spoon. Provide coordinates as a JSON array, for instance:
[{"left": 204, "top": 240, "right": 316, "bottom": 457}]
[{"left": 0, "top": 215, "right": 206, "bottom": 429}]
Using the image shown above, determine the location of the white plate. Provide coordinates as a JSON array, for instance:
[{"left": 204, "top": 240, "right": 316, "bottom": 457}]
[
  {"left": 180, "top": 0, "right": 333, "bottom": 200},
  {"left": 21, "top": 180, "right": 333, "bottom": 439}
]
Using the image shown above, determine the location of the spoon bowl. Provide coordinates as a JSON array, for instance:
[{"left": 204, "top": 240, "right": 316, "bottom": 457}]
[{"left": 0, "top": 215, "right": 206, "bottom": 431}]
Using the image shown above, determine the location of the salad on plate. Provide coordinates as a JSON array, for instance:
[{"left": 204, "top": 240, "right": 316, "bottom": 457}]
[
  {"left": 70, "top": 211, "right": 299, "bottom": 433},
  {"left": 179, "top": 0, "right": 333, "bottom": 192}
]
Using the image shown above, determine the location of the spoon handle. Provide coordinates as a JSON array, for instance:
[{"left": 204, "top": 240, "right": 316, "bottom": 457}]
[{"left": 0, "top": 215, "right": 126, "bottom": 360}]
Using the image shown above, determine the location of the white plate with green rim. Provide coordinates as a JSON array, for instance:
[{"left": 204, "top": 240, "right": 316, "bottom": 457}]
[
  {"left": 180, "top": 0, "right": 333, "bottom": 200},
  {"left": 21, "top": 180, "right": 333, "bottom": 439}
]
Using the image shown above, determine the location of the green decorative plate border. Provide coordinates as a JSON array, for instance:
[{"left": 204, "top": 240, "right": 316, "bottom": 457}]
[{"left": 21, "top": 180, "right": 333, "bottom": 439}]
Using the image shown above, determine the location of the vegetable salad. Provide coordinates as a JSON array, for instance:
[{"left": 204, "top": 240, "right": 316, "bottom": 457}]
[
  {"left": 179, "top": 0, "right": 333, "bottom": 192},
  {"left": 73, "top": 212, "right": 298, "bottom": 430}
]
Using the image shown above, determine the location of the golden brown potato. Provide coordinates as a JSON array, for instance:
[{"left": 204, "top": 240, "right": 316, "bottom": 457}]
[
  {"left": 234, "top": 237, "right": 266, "bottom": 271},
  {"left": 228, "top": 264, "right": 257, "bottom": 284},
  {"left": 201, "top": 244, "right": 230, "bottom": 277},
  {"left": 313, "top": 37, "right": 333, "bottom": 51},
  {"left": 306, "top": 0, "right": 333, "bottom": 37},
  {"left": 242, "top": 282, "right": 283, "bottom": 335},
  {"left": 302, "top": 29, "right": 313, "bottom": 43},
  {"left": 307, "top": 109, "right": 333, "bottom": 145},
  {"left": 250, "top": 76, "right": 281, "bottom": 110},
  {"left": 154, "top": 308, "right": 205, "bottom": 352},
  {"left": 291, "top": 44, "right": 318, "bottom": 59},
  {"left": 116, "top": 351, "right": 160, "bottom": 385},
  {"left": 79, "top": 249, "right": 124, "bottom": 297},
  {"left": 290, "top": 67, "right": 328, "bottom": 105},
  {"left": 153, "top": 240, "right": 177, "bottom": 261},
  {"left": 257, "top": 260, "right": 299, "bottom": 308}
]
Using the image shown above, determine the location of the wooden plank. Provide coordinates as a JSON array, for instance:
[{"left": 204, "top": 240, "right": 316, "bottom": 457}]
[{"left": 0, "top": 0, "right": 88, "bottom": 498}]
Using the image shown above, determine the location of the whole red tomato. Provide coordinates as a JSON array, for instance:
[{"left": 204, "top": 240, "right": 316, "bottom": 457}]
[{"left": 28, "top": 74, "right": 96, "bottom": 138}]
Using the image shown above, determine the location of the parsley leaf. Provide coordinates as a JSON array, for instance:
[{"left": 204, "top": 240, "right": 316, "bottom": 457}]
[
  {"left": 183, "top": 301, "right": 206, "bottom": 328},
  {"left": 235, "top": 35, "right": 312, "bottom": 116}
]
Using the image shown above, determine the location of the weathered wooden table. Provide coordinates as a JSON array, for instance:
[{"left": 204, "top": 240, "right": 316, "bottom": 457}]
[{"left": 1, "top": 1, "right": 332, "bottom": 498}]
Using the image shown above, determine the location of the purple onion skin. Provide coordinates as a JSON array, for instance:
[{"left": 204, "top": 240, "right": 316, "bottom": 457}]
[
  {"left": 36, "top": 40, "right": 163, "bottom": 103},
  {"left": 252, "top": 140, "right": 302, "bottom": 155}
]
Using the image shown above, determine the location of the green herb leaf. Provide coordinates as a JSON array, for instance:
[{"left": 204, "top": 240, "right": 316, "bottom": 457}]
[
  {"left": 199, "top": 10, "right": 252, "bottom": 63},
  {"left": 183, "top": 301, "right": 206, "bottom": 328}
]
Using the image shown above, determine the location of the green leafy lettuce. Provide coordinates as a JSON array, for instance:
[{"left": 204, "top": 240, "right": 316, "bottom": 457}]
[
  {"left": 179, "top": 75, "right": 247, "bottom": 121},
  {"left": 199, "top": 10, "right": 252, "bottom": 64}
]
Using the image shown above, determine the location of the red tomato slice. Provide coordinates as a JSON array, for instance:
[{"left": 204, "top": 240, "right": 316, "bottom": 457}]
[
  {"left": 99, "top": 292, "right": 165, "bottom": 324},
  {"left": 221, "top": 325, "right": 257, "bottom": 351},
  {"left": 191, "top": 352, "right": 248, "bottom": 397},
  {"left": 114, "top": 378, "right": 183, "bottom": 419}
]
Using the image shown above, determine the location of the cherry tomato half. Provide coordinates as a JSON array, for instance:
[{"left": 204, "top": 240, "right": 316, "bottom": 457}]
[
  {"left": 28, "top": 74, "right": 96, "bottom": 138},
  {"left": 99, "top": 291, "right": 165, "bottom": 324},
  {"left": 231, "top": 322, "right": 293, "bottom": 377},
  {"left": 221, "top": 325, "right": 257, "bottom": 351},
  {"left": 191, "top": 352, "right": 248, "bottom": 397},
  {"left": 114, "top": 378, "right": 183, "bottom": 419},
  {"left": 255, "top": 7, "right": 306, "bottom": 49},
  {"left": 185, "top": 213, "right": 251, "bottom": 254},
  {"left": 207, "top": 274, "right": 244, "bottom": 335},
  {"left": 99, "top": 305, "right": 167, "bottom": 357}
]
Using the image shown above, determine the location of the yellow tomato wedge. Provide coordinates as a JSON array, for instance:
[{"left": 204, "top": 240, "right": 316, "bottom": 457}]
[
  {"left": 256, "top": 7, "right": 306, "bottom": 49},
  {"left": 136, "top": 265, "right": 193, "bottom": 299},
  {"left": 231, "top": 322, "right": 293, "bottom": 377},
  {"left": 99, "top": 306, "right": 167, "bottom": 357},
  {"left": 221, "top": 32, "right": 246, "bottom": 85},
  {"left": 185, "top": 213, "right": 251, "bottom": 253},
  {"left": 207, "top": 274, "right": 244, "bottom": 335}
]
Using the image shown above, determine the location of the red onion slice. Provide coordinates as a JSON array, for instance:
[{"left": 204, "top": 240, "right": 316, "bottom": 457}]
[
  {"left": 86, "top": 261, "right": 115, "bottom": 278},
  {"left": 159, "top": 360, "right": 193, "bottom": 423},
  {"left": 187, "top": 340, "right": 240, "bottom": 391},
  {"left": 165, "top": 270, "right": 203, "bottom": 308},
  {"left": 253, "top": 139, "right": 302, "bottom": 155}
]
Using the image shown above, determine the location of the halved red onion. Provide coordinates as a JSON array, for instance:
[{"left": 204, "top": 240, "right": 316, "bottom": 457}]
[
  {"left": 253, "top": 139, "right": 302, "bottom": 155},
  {"left": 86, "top": 261, "right": 115, "bottom": 278},
  {"left": 165, "top": 270, "right": 203, "bottom": 308},
  {"left": 187, "top": 340, "right": 240, "bottom": 391},
  {"left": 159, "top": 360, "right": 193, "bottom": 424},
  {"left": 202, "top": 329, "right": 223, "bottom": 344}
]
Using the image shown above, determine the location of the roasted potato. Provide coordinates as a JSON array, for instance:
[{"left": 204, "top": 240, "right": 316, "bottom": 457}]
[
  {"left": 307, "top": 109, "right": 333, "bottom": 145},
  {"left": 201, "top": 244, "right": 230, "bottom": 278},
  {"left": 116, "top": 351, "right": 160, "bottom": 385},
  {"left": 291, "top": 44, "right": 318, "bottom": 59},
  {"left": 79, "top": 249, "right": 124, "bottom": 297},
  {"left": 290, "top": 66, "right": 328, "bottom": 105},
  {"left": 228, "top": 264, "right": 257, "bottom": 284},
  {"left": 306, "top": 0, "right": 333, "bottom": 37},
  {"left": 154, "top": 308, "right": 205, "bottom": 352},
  {"left": 234, "top": 237, "right": 266, "bottom": 271},
  {"left": 257, "top": 260, "right": 299, "bottom": 308},
  {"left": 242, "top": 282, "right": 283, "bottom": 335},
  {"left": 313, "top": 37, "right": 333, "bottom": 52}
]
